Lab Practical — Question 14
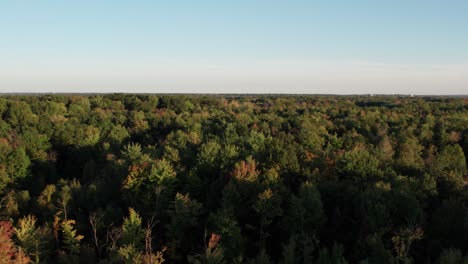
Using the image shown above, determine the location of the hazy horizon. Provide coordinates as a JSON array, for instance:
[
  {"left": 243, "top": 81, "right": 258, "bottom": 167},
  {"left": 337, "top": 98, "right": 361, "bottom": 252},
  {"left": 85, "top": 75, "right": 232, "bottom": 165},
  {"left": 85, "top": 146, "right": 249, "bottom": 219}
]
[{"left": 1, "top": 1, "right": 467, "bottom": 94}]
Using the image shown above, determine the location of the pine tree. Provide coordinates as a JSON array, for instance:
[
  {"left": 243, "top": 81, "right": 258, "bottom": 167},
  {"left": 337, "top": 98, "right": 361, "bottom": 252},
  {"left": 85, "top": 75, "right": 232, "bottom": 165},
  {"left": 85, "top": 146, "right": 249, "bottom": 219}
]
[
  {"left": 121, "top": 208, "right": 144, "bottom": 249},
  {"left": 61, "top": 219, "right": 83, "bottom": 255}
]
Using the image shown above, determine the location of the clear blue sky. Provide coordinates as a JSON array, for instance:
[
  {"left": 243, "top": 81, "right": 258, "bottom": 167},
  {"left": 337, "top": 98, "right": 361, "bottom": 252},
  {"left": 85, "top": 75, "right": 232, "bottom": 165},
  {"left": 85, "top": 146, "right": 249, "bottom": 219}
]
[{"left": 1, "top": 0, "right": 467, "bottom": 94}]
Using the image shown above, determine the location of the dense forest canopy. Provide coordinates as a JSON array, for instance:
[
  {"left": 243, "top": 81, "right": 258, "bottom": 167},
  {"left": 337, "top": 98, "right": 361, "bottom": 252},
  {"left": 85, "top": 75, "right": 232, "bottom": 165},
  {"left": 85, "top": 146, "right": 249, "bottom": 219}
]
[{"left": 0, "top": 95, "right": 467, "bottom": 263}]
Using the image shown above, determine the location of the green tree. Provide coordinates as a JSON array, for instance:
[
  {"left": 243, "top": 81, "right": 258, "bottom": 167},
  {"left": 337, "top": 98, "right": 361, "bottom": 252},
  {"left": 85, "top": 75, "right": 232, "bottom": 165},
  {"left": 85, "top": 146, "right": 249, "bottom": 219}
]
[
  {"left": 336, "top": 147, "right": 381, "bottom": 182},
  {"left": 121, "top": 208, "right": 144, "bottom": 249},
  {"left": 432, "top": 144, "right": 467, "bottom": 176},
  {"left": 208, "top": 210, "right": 244, "bottom": 261},
  {"left": 396, "top": 137, "right": 424, "bottom": 173},
  {"left": 0, "top": 147, "right": 31, "bottom": 193},
  {"left": 14, "top": 215, "right": 46, "bottom": 263},
  {"left": 252, "top": 188, "right": 282, "bottom": 243},
  {"left": 60, "top": 219, "right": 83, "bottom": 255},
  {"left": 123, "top": 158, "right": 177, "bottom": 213},
  {"left": 167, "top": 193, "right": 203, "bottom": 261}
]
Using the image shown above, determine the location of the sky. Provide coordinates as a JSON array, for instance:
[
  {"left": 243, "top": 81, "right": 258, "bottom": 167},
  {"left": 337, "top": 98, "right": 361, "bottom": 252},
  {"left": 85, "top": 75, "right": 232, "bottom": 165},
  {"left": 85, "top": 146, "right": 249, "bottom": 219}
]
[{"left": 1, "top": 0, "right": 467, "bottom": 94}]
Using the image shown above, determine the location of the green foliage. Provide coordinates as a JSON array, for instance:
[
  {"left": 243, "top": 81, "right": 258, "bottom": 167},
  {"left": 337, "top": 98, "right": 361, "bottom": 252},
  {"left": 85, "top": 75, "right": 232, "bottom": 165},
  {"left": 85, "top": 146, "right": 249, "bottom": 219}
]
[
  {"left": 5, "top": 101, "right": 37, "bottom": 130},
  {"left": 208, "top": 210, "right": 244, "bottom": 261},
  {"left": 117, "top": 244, "right": 142, "bottom": 263},
  {"left": 253, "top": 189, "right": 282, "bottom": 227},
  {"left": 288, "top": 182, "right": 325, "bottom": 235},
  {"left": 14, "top": 215, "right": 38, "bottom": 259},
  {"left": 168, "top": 193, "right": 202, "bottom": 260},
  {"left": 0, "top": 95, "right": 466, "bottom": 263},
  {"left": 0, "top": 146, "right": 31, "bottom": 192},
  {"left": 121, "top": 208, "right": 144, "bottom": 248},
  {"left": 197, "top": 140, "right": 222, "bottom": 170},
  {"left": 107, "top": 124, "right": 130, "bottom": 144},
  {"left": 60, "top": 219, "right": 84, "bottom": 255},
  {"left": 123, "top": 158, "right": 177, "bottom": 213},
  {"left": 169, "top": 193, "right": 202, "bottom": 234},
  {"left": 336, "top": 146, "right": 381, "bottom": 182},
  {"left": 433, "top": 144, "right": 467, "bottom": 176},
  {"left": 121, "top": 142, "right": 143, "bottom": 164},
  {"left": 358, "top": 234, "right": 395, "bottom": 264},
  {"left": 396, "top": 137, "right": 425, "bottom": 173}
]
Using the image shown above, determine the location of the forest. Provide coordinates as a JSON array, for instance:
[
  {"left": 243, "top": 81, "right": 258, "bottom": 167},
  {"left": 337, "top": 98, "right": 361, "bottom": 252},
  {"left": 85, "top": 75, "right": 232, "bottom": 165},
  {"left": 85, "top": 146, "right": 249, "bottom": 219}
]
[{"left": 0, "top": 94, "right": 467, "bottom": 264}]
